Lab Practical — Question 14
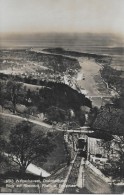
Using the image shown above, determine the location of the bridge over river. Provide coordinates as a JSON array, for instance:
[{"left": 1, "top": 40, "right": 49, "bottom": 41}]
[{"left": 86, "top": 95, "right": 112, "bottom": 107}]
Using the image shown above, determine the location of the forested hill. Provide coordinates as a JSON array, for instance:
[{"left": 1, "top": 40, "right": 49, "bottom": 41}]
[
  {"left": 0, "top": 73, "right": 92, "bottom": 113},
  {"left": 43, "top": 48, "right": 111, "bottom": 65},
  {"left": 38, "top": 81, "right": 92, "bottom": 111}
]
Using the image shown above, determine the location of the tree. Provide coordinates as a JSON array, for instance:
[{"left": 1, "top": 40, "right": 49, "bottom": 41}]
[
  {"left": 0, "top": 81, "right": 7, "bottom": 111},
  {"left": 92, "top": 104, "right": 124, "bottom": 180},
  {"left": 45, "top": 106, "right": 67, "bottom": 122},
  {"left": 7, "top": 121, "right": 55, "bottom": 175},
  {"left": 88, "top": 106, "right": 98, "bottom": 126},
  {"left": 112, "top": 135, "right": 124, "bottom": 180},
  {"left": 75, "top": 110, "right": 86, "bottom": 126},
  {"left": 6, "top": 80, "right": 23, "bottom": 113},
  {"left": 102, "top": 135, "right": 124, "bottom": 180},
  {"left": 112, "top": 92, "right": 124, "bottom": 110},
  {"left": 0, "top": 118, "right": 6, "bottom": 154},
  {"left": 92, "top": 105, "right": 124, "bottom": 135},
  {"left": 0, "top": 120, "right": 9, "bottom": 173}
]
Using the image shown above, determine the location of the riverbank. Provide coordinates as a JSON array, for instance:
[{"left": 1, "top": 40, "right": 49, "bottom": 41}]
[{"left": 74, "top": 57, "right": 112, "bottom": 107}]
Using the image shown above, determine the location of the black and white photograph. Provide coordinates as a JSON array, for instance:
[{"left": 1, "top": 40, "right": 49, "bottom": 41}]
[{"left": 0, "top": 0, "right": 124, "bottom": 193}]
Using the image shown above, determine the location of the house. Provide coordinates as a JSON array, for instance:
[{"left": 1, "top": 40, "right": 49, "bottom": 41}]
[
  {"left": 86, "top": 130, "right": 113, "bottom": 162},
  {"left": 27, "top": 164, "right": 51, "bottom": 178}
]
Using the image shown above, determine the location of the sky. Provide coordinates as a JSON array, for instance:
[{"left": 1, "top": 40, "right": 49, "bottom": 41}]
[{"left": 0, "top": 0, "right": 124, "bottom": 36}]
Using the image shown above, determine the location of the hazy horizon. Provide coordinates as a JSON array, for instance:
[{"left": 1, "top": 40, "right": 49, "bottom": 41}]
[
  {"left": 0, "top": 0, "right": 124, "bottom": 36},
  {"left": 0, "top": 32, "right": 124, "bottom": 48}
]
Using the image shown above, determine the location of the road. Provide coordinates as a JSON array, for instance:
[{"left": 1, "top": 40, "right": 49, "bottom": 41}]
[
  {"left": 0, "top": 112, "right": 93, "bottom": 133},
  {"left": 0, "top": 112, "right": 51, "bottom": 128}
]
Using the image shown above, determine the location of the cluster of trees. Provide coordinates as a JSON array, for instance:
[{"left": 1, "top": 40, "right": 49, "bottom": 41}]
[
  {"left": 101, "top": 132, "right": 124, "bottom": 180},
  {"left": 45, "top": 107, "right": 87, "bottom": 127},
  {"left": 0, "top": 77, "right": 92, "bottom": 126},
  {"left": 92, "top": 105, "right": 124, "bottom": 135},
  {"left": 100, "top": 65, "right": 124, "bottom": 93},
  {"left": 38, "top": 82, "right": 92, "bottom": 111},
  {"left": 92, "top": 108, "right": 124, "bottom": 180},
  {"left": 0, "top": 80, "right": 27, "bottom": 113},
  {"left": 92, "top": 74, "right": 124, "bottom": 180},
  {"left": 0, "top": 121, "right": 55, "bottom": 176}
]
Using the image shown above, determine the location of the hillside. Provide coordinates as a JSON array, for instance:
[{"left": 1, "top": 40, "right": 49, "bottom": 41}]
[{"left": 0, "top": 115, "right": 68, "bottom": 173}]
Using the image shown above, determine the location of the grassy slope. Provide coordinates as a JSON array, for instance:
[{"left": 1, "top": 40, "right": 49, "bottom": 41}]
[
  {"left": 40, "top": 131, "right": 67, "bottom": 172},
  {"left": 0, "top": 115, "right": 67, "bottom": 173}
]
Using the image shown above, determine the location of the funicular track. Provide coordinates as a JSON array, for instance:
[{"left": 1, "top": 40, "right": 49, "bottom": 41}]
[{"left": 63, "top": 154, "right": 81, "bottom": 193}]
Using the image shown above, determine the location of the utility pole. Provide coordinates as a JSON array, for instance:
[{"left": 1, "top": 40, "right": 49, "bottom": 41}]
[
  {"left": 39, "top": 173, "right": 43, "bottom": 193},
  {"left": 87, "top": 136, "right": 90, "bottom": 161}
]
